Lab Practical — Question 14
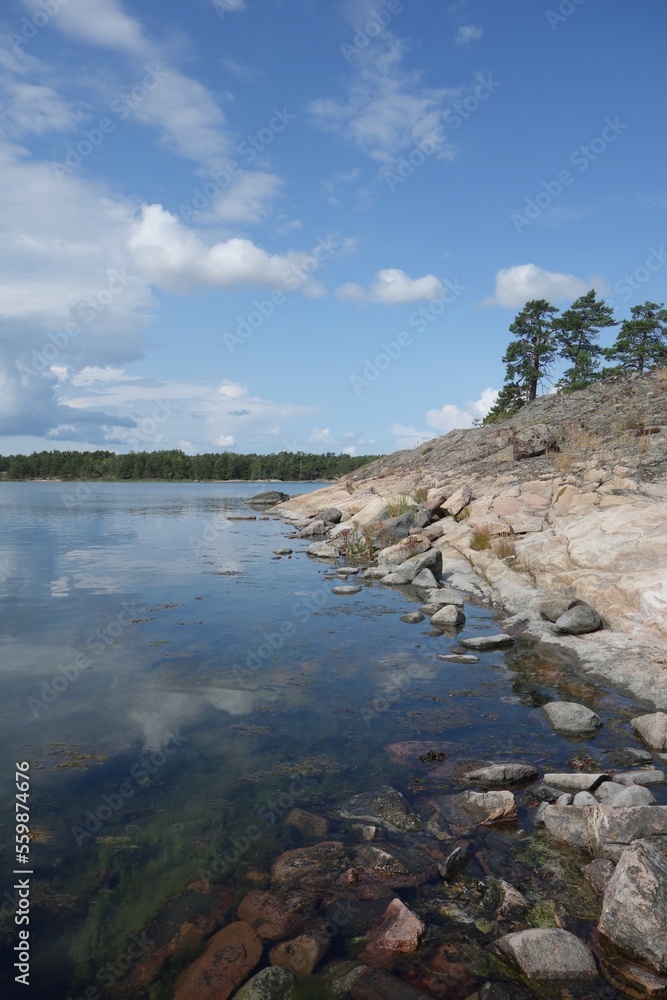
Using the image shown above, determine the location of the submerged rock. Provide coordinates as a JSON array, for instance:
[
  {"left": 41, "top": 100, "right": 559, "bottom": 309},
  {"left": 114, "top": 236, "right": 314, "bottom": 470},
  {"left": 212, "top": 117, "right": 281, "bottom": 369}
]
[
  {"left": 429, "top": 790, "right": 517, "bottom": 835},
  {"left": 459, "top": 634, "right": 515, "bottom": 650},
  {"left": 598, "top": 839, "right": 667, "bottom": 973},
  {"left": 437, "top": 653, "right": 479, "bottom": 664},
  {"left": 494, "top": 928, "right": 597, "bottom": 982},
  {"left": 234, "top": 967, "right": 295, "bottom": 1000},
  {"left": 271, "top": 841, "right": 349, "bottom": 891},
  {"left": 359, "top": 898, "right": 426, "bottom": 966},
  {"left": 173, "top": 921, "right": 262, "bottom": 1000},
  {"left": 236, "top": 889, "right": 318, "bottom": 941},
  {"left": 353, "top": 843, "right": 437, "bottom": 888},
  {"left": 631, "top": 712, "right": 667, "bottom": 750},
  {"left": 339, "top": 786, "right": 422, "bottom": 833},
  {"left": 464, "top": 762, "right": 537, "bottom": 787},
  {"left": 285, "top": 808, "right": 329, "bottom": 838},
  {"left": 541, "top": 701, "right": 603, "bottom": 735},
  {"left": 269, "top": 928, "right": 329, "bottom": 976}
]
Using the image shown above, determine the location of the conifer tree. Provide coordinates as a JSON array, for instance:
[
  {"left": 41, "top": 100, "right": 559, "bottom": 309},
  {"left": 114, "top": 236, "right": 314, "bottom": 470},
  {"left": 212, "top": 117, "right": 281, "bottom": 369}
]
[
  {"left": 604, "top": 301, "right": 667, "bottom": 374},
  {"left": 554, "top": 289, "right": 616, "bottom": 390},
  {"left": 484, "top": 299, "right": 558, "bottom": 422}
]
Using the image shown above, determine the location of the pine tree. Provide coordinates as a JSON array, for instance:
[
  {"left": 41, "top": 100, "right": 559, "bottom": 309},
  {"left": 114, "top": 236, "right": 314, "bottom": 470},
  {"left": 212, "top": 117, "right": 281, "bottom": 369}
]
[
  {"left": 604, "top": 301, "right": 667, "bottom": 374},
  {"left": 484, "top": 299, "right": 558, "bottom": 422},
  {"left": 554, "top": 289, "right": 616, "bottom": 390}
]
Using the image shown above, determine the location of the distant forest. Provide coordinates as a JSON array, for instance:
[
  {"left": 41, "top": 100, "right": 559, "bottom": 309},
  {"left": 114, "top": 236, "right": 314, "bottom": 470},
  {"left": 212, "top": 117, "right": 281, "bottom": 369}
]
[{"left": 0, "top": 449, "right": 382, "bottom": 482}]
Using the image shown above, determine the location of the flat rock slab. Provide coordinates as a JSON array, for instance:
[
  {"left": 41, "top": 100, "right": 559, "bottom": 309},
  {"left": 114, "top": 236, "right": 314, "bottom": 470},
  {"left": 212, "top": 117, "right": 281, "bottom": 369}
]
[
  {"left": 541, "top": 701, "right": 603, "bottom": 735},
  {"left": 494, "top": 928, "right": 598, "bottom": 982},
  {"left": 631, "top": 713, "right": 667, "bottom": 750},
  {"left": 614, "top": 769, "right": 666, "bottom": 786},
  {"left": 332, "top": 585, "right": 362, "bottom": 595},
  {"left": 543, "top": 772, "right": 608, "bottom": 792},
  {"left": 459, "top": 634, "right": 515, "bottom": 651},
  {"left": 437, "top": 653, "right": 479, "bottom": 664},
  {"left": 464, "top": 763, "right": 538, "bottom": 787},
  {"left": 339, "top": 786, "right": 422, "bottom": 833},
  {"left": 598, "top": 839, "right": 667, "bottom": 974},
  {"left": 246, "top": 491, "right": 290, "bottom": 506},
  {"left": 234, "top": 966, "right": 295, "bottom": 999},
  {"left": 542, "top": 804, "right": 667, "bottom": 858},
  {"left": 173, "top": 921, "right": 262, "bottom": 1000}
]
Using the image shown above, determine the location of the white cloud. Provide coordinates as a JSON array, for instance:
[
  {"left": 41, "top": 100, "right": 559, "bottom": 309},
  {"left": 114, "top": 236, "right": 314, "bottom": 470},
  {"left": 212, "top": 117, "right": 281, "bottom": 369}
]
[
  {"left": 127, "top": 204, "right": 326, "bottom": 296},
  {"left": 0, "top": 82, "right": 84, "bottom": 137},
  {"left": 214, "top": 434, "right": 236, "bottom": 447},
  {"left": 426, "top": 388, "right": 498, "bottom": 432},
  {"left": 209, "top": 172, "right": 283, "bottom": 224},
  {"left": 310, "top": 37, "right": 461, "bottom": 163},
  {"left": 391, "top": 423, "right": 436, "bottom": 450},
  {"left": 337, "top": 268, "right": 443, "bottom": 305},
  {"left": 455, "top": 25, "right": 483, "bottom": 46},
  {"left": 482, "top": 264, "right": 595, "bottom": 308},
  {"left": 342, "top": 446, "right": 356, "bottom": 456},
  {"left": 309, "top": 427, "right": 332, "bottom": 444},
  {"left": 36, "top": 0, "right": 147, "bottom": 55},
  {"left": 219, "top": 380, "right": 247, "bottom": 398}
]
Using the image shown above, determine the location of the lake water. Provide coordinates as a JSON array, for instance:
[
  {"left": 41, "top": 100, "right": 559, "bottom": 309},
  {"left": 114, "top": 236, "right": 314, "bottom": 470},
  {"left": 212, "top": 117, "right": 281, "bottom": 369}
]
[{"left": 0, "top": 482, "right": 659, "bottom": 998}]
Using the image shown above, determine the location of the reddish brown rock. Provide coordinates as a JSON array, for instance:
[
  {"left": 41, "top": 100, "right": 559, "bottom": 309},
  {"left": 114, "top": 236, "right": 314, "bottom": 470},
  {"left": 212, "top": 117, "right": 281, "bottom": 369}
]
[
  {"left": 269, "top": 928, "right": 330, "bottom": 976},
  {"left": 353, "top": 843, "right": 438, "bottom": 888},
  {"left": 172, "top": 921, "right": 262, "bottom": 1000},
  {"left": 285, "top": 807, "right": 329, "bottom": 838},
  {"left": 359, "top": 898, "right": 426, "bottom": 967},
  {"left": 271, "top": 840, "right": 349, "bottom": 891},
  {"left": 236, "top": 889, "right": 318, "bottom": 942}
]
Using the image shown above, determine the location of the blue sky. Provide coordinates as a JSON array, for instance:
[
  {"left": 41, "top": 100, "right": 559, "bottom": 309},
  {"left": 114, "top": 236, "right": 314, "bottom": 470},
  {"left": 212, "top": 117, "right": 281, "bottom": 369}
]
[{"left": 1, "top": 0, "right": 665, "bottom": 457}]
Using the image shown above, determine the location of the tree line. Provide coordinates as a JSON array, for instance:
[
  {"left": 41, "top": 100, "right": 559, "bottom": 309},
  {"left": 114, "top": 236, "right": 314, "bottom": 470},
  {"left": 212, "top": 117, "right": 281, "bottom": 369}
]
[
  {"left": 484, "top": 293, "right": 667, "bottom": 423},
  {"left": 0, "top": 449, "right": 381, "bottom": 482}
]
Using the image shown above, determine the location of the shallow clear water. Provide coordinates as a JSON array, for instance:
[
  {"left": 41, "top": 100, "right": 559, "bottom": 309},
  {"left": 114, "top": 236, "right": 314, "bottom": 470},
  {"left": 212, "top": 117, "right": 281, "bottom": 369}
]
[{"left": 0, "top": 482, "right": 661, "bottom": 998}]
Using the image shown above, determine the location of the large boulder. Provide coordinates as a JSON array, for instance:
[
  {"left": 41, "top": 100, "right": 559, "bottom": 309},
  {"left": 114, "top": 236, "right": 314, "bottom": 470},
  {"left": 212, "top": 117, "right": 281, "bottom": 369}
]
[
  {"left": 234, "top": 967, "right": 295, "bottom": 1000},
  {"left": 300, "top": 519, "right": 330, "bottom": 537},
  {"left": 541, "top": 701, "right": 603, "bottom": 735},
  {"left": 513, "top": 424, "right": 558, "bottom": 461},
  {"left": 444, "top": 484, "right": 473, "bottom": 517},
  {"left": 542, "top": 804, "right": 667, "bottom": 858},
  {"left": 381, "top": 549, "right": 443, "bottom": 586},
  {"left": 321, "top": 507, "right": 343, "bottom": 524},
  {"left": 494, "top": 928, "right": 597, "bottom": 981},
  {"left": 598, "top": 839, "right": 667, "bottom": 973},
  {"left": 554, "top": 603, "right": 602, "bottom": 635},
  {"left": 173, "top": 921, "right": 262, "bottom": 1000},
  {"left": 246, "top": 491, "right": 290, "bottom": 507},
  {"left": 631, "top": 713, "right": 667, "bottom": 750},
  {"left": 377, "top": 537, "right": 431, "bottom": 566}
]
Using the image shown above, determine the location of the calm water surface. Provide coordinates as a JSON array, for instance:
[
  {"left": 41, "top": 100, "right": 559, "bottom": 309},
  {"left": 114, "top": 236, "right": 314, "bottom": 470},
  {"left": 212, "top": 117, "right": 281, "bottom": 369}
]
[{"left": 0, "top": 482, "right": 656, "bottom": 998}]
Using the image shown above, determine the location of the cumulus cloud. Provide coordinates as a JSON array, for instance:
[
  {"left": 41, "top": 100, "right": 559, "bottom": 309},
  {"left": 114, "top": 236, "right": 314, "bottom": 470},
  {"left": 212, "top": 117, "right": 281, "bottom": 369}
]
[
  {"left": 208, "top": 172, "right": 283, "bottom": 224},
  {"left": 426, "top": 388, "right": 498, "bottom": 432},
  {"left": 127, "top": 204, "right": 326, "bottom": 296},
  {"left": 482, "top": 264, "right": 598, "bottom": 308},
  {"left": 337, "top": 268, "right": 443, "bottom": 305},
  {"left": 455, "top": 25, "right": 483, "bottom": 46}
]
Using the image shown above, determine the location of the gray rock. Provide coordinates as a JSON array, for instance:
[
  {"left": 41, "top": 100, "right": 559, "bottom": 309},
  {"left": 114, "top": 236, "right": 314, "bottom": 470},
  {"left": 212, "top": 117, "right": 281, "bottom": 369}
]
[
  {"left": 437, "top": 653, "right": 479, "bottom": 664},
  {"left": 512, "top": 424, "right": 558, "bottom": 461},
  {"left": 530, "top": 785, "right": 562, "bottom": 803},
  {"left": 336, "top": 566, "right": 360, "bottom": 575},
  {"left": 400, "top": 612, "right": 425, "bottom": 624},
  {"left": 273, "top": 547, "right": 293, "bottom": 556},
  {"left": 538, "top": 596, "right": 577, "bottom": 623},
  {"left": 321, "top": 507, "right": 342, "bottom": 524},
  {"left": 495, "top": 880, "right": 530, "bottom": 920},
  {"left": 300, "top": 519, "right": 330, "bottom": 537},
  {"left": 533, "top": 801, "right": 550, "bottom": 826},
  {"left": 459, "top": 634, "right": 515, "bottom": 651},
  {"left": 543, "top": 772, "right": 608, "bottom": 792},
  {"left": 542, "top": 804, "right": 667, "bottom": 858},
  {"left": 381, "top": 548, "right": 443, "bottom": 586},
  {"left": 573, "top": 791, "right": 598, "bottom": 806},
  {"left": 339, "top": 786, "right": 422, "bottom": 833},
  {"left": 608, "top": 785, "right": 657, "bottom": 807},
  {"left": 583, "top": 858, "right": 616, "bottom": 896},
  {"left": 598, "top": 839, "right": 667, "bottom": 974},
  {"left": 423, "top": 587, "right": 465, "bottom": 607},
  {"left": 554, "top": 603, "right": 602, "bottom": 635},
  {"left": 246, "top": 490, "right": 290, "bottom": 507},
  {"left": 419, "top": 604, "right": 442, "bottom": 615},
  {"left": 631, "top": 713, "right": 667, "bottom": 750},
  {"left": 557, "top": 793, "right": 573, "bottom": 805},
  {"left": 594, "top": 780, "right": 628, "bottom": 804},
  {"left": 411, "top": 567, "right": 439, "bottom": 589},
  {"left": 437, "top": 842, "right": 469, "bottom": 878},
  {"left": 332, "top": 585, "right": 361, "bottom": 596},
  {"left": 614, "top": 769, "right": 666, "bottom": 786},
  {"left": 494, "top": 928, "right": 597, "bottom": 981},
  {"left": 306, "top": 541, "right": 339, "bottom": 559},
  {"left": 464, "top": 763, "right": 538, "bottom": 787},
  {"left": 604, "top": 746, "right": 654, "bottom": 767},
  {"left": 431, "top": 605, "right": 466, "bottom": 627},
  {"left": 541, "top": 701, "right": 603, "bottom": 735},
  {"left": 234, "top": 966, "right": 295, "bottom": 999}
]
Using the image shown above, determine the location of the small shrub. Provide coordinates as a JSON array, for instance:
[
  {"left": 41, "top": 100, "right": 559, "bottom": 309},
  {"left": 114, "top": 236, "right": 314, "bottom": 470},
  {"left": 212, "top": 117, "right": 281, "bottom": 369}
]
[
  {"left": 338, "top": 528, "right": 373, "bottom": 564},
  {"left": 385, "top": 494, "right": 414, "bottom": 518},
  {"left": 413, "top": 485, "right": 429, "bottom": 504},
  {"left": 470, "top": 526, "right": 492, "bottom": 551},
  {"left": 454, "top": 506, "right": 471, "bottom": 522},
  {"left": 552, "top": 449, "right": 573, "bottom": 474},
  {"left": 493, "top": 534, "right": 516, "bottom": 559}
]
